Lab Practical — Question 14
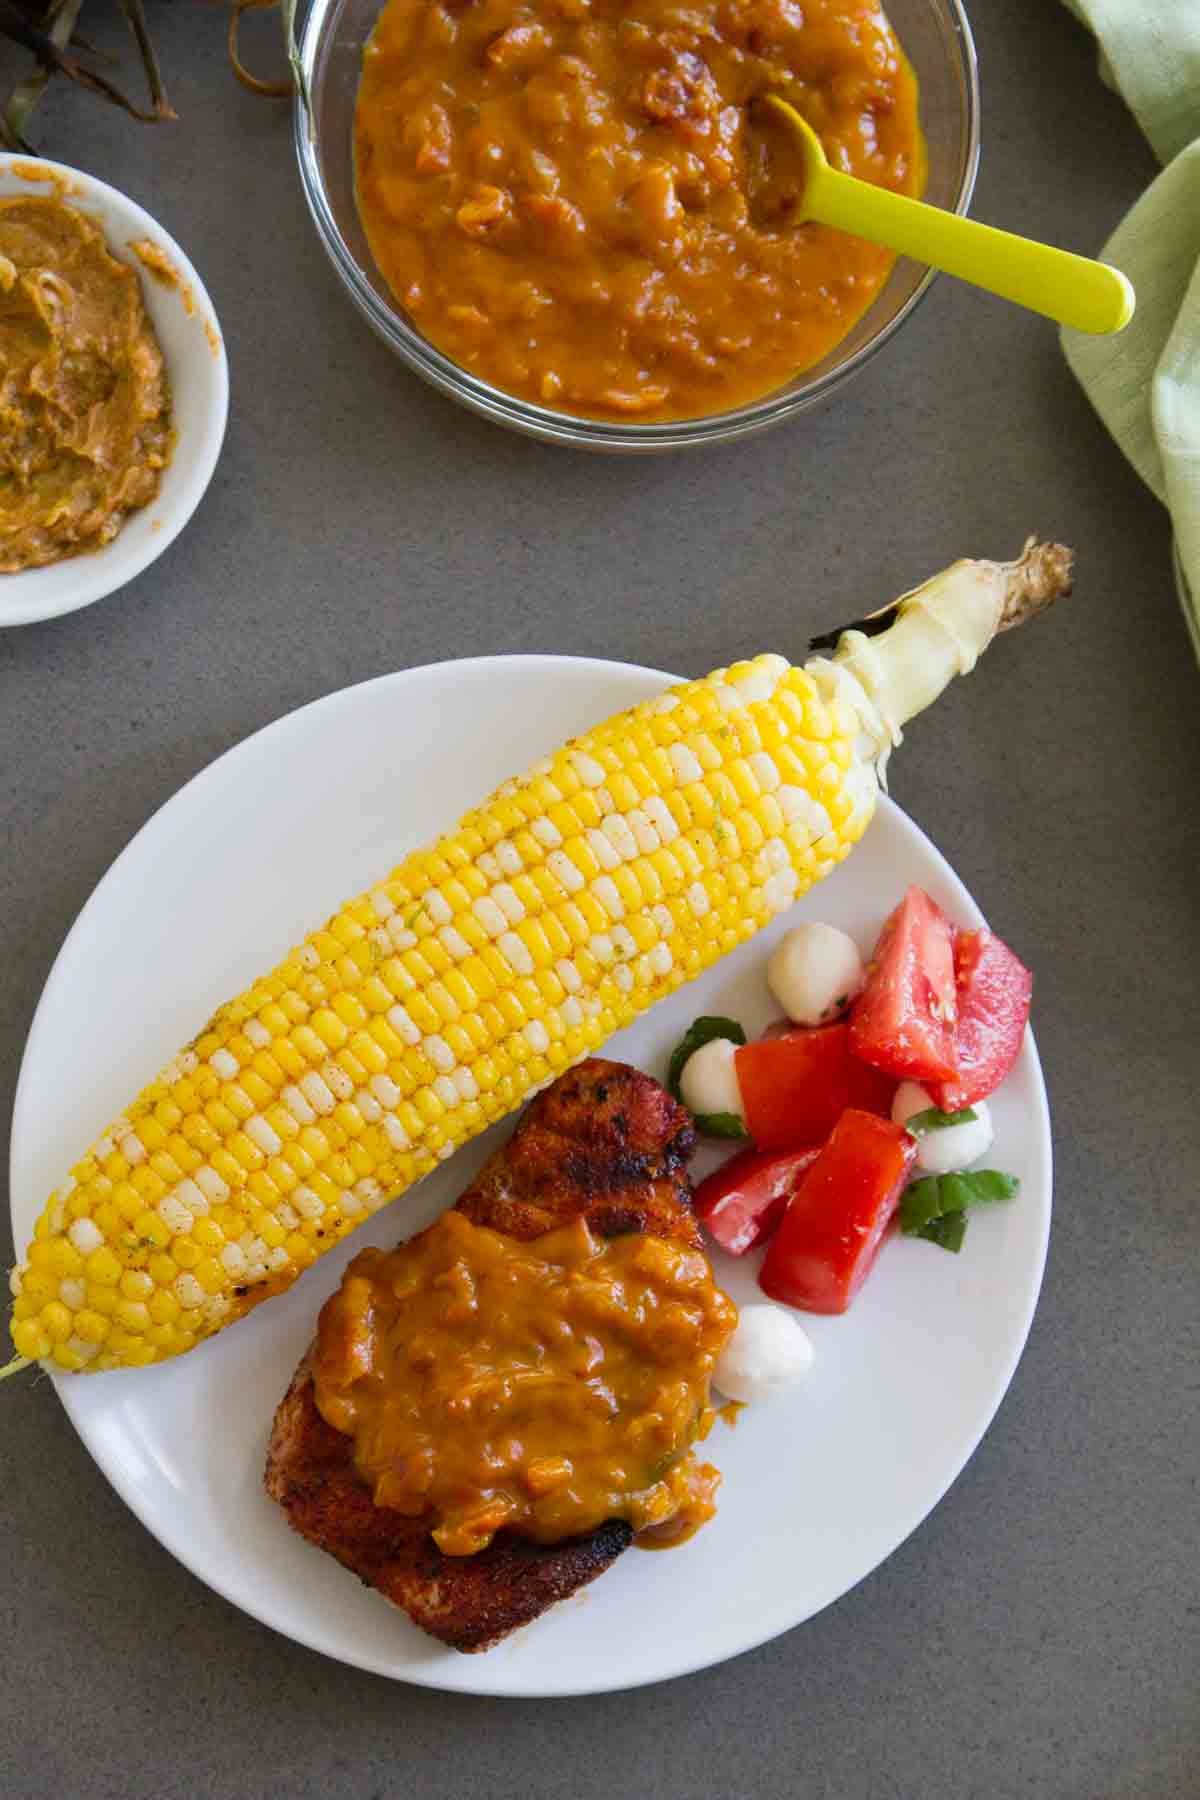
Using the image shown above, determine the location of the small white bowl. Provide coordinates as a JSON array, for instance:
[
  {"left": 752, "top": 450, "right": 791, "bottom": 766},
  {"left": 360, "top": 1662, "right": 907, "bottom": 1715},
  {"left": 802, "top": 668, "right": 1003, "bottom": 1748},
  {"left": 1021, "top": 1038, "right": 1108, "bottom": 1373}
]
[{"left": 0, "top": 156, "right": 229, "bottom": 628}]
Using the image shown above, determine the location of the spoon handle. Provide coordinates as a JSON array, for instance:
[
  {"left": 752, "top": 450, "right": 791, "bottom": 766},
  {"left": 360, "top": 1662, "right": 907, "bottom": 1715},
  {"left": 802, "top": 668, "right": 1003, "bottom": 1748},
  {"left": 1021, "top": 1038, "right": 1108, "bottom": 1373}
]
[{"left": 808, "top": 168, "right": 1134, "bottom": 336}]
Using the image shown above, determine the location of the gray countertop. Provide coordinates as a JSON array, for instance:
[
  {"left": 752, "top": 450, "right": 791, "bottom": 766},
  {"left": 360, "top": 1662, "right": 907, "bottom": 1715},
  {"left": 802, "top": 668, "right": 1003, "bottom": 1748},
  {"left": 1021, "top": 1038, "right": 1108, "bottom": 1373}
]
[{"left": 2, "top": 2, "right": 1198, "bottom": 1795}]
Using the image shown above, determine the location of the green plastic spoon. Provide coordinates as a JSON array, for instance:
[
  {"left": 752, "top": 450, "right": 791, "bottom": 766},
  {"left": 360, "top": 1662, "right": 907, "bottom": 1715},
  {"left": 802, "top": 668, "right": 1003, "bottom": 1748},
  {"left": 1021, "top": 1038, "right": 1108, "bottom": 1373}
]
[{"left": 759, "top": 95, "right": 1134, "bottom": 335}]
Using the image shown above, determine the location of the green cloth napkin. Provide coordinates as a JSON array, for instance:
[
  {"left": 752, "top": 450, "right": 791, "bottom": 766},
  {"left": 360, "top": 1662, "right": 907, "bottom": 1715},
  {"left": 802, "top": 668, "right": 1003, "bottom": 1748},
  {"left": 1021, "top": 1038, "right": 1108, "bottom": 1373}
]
[{"left": 1060, "top": 0, "right": 1200, "bottom": 659}]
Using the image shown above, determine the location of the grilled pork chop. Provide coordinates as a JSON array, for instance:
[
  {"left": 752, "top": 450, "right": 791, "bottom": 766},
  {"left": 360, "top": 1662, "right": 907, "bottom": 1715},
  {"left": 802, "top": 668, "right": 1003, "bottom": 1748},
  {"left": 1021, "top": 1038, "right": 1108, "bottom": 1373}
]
[{"left": 264, "top": 1058, "right": 699, "bottom": 1652}]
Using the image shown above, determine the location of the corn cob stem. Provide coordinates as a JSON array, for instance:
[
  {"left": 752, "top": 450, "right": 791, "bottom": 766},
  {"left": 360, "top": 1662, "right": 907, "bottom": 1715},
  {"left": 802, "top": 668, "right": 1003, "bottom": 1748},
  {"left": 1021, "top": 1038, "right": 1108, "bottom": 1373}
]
[
  {"left": 813, "top": 538, "right": 1074, "bottom": 758},
  {"left": 6, "top": 538, "right": 1072, "bottom": 1376}
]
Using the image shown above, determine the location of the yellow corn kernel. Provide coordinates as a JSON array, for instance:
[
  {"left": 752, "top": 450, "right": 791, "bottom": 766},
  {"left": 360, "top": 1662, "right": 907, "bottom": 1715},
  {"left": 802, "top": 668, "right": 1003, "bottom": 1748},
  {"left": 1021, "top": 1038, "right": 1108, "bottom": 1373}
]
[
  {"left": 11, "top": 1318, "right": 52, "bottom": 1361},
  {"left": 86, "top": 1282, "right": 121, "bottom": 1317},
  {"left": 40, "top": 1302, "right": 73, "bottom": 1344},
  {"left": 149, "top": 1289, "right": 180, "bottom": 1326}
]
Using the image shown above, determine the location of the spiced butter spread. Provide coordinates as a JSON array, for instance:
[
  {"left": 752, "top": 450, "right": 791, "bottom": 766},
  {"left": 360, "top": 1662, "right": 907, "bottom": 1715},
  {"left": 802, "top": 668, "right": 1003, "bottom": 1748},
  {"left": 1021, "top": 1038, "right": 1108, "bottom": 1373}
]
[
  {"left": 313, "top": 1210, "right": 738, "bottom": 1555},
  {"left": 0, "top": 197, "right": 171, "bottom": 573}
]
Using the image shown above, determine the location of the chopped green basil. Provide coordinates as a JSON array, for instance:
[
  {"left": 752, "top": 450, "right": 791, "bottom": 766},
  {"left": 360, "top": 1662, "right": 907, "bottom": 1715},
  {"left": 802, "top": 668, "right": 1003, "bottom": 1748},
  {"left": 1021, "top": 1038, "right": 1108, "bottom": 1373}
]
[
  {"left": 915, "top": 1211, "right": 968, "bottom": 1253},
  {"left": 954, "top": 1168, "right": 1020, "bottom": 1205},
  {"left": 898, "top": 1176, "right": 945, "bottom": 1233},
  {"left": 905, "top": 1105, "right": 978, "bottom": 1134},
  {"left": 900, "top": 1168, "right": 1020, "bottom": 1251},
  {"left": 666, "top": 1015, "right": 747, "bottom": 1101},
  {"left": 693, "top": 1111, "right": 749, "bottom": 1140}
]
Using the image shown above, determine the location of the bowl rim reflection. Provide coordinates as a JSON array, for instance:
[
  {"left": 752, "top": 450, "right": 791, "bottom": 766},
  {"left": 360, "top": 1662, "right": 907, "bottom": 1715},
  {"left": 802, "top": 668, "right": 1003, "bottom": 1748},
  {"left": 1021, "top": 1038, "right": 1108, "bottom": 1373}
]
[{"left": 294, "top": 0, "right": 980, "bottom": 452}]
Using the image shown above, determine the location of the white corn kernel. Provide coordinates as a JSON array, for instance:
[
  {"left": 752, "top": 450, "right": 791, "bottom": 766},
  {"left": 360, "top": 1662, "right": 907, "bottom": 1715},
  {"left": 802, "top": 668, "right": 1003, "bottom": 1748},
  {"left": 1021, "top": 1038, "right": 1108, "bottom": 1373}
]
[
  {"left": 298, "top": 1072, "right": 335, "bottom": 1115},
  {"left": 525, "top": 1019, "right": 550, "bottom": 1055},
  {"left": 321, "top": 1059, "right": 354, "bottom": 1101},
  {"left": 572, "top": 751, "right": 606, "bottom": 787},
  {"left": 602, "top": 814, "right": 639, "bottom": 861},
  {"left": 424, "top": 1034, "right": 456, "bottom": 1074},
  {"left": 387, "top": 1005, "right": 421, "bottom": 1046},
  {"left": 611, "top": 925, "right": 637, "bottom": 959},
  {"left": 498, "top": 931, "right": 534, "bottom": 976},
  {"left": 586, "top": 827, "right": 621, "bottom": 871},
  {"left": 194, "top": 1166, "right": 230, "bottom": 1204},
  {"left": 68, "top": 1218, "right": 103, "bottom": 1257},
  {"left": 547, "top": 850, "right": 585, "bottom": 893},
  {"left": 209, "top": 1048, "right": 239, "bottom": 1081},
  {"left": 531, "top": 817, "right": 562, "bottom": 848},
  {"left": 156, "top": 1191, "right": 193, "bottom": 1235},
  {"left": 669, "top": 744, "right": 703, "bottom": 784},
  {"left": 244, "top": 1115, "right": 282, "bottom": 1156},
  {"left": 58, "top": 1278, "right": 86, "bottom": 1312},
  {"left": 292, "top": 1187, "right": 325, "bottom": 1221},
  {"left": 594, "top": 876, "right": 624, "bottom": 920},
  {"left": 281, "top": 1084, "right": 316, "bottom": 1125},
  {"left": 473, "top": 895, "right": 508, "bottom": 937},
  {"left": 643, "top": 796, "right": 679, "bottom": 842},
  {"left": 174, "top": 1179, "right": 207, "bottom": 1215},
  {"left": 174, "top": 1272, "right": 205, "bottom": 1309},
  {"left": 748, "top": 751, "right": 781, "bottom": 792},
  {"left": 628, "top": 809, "right": 660, "bottom": 853},
  {"left": 370, "top": 1073, "right": 402, "bottom": 1108}
]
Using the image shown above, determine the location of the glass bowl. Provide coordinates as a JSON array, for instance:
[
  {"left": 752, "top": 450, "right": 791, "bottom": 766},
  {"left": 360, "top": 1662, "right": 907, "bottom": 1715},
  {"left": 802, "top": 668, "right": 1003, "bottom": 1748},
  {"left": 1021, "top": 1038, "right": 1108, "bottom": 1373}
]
[{"left": 294, "top": 0, "right": 979, "bottom": 452}]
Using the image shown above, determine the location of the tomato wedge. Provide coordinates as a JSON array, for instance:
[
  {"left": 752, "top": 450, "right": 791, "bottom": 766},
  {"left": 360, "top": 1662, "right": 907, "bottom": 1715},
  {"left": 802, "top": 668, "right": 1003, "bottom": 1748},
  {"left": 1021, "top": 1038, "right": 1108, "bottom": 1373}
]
[
  {"left": 734, "top": 1023, "right": 896, "bottom": 1151},
  {"left": 930, "top": 927, "right": 1033, "bottom": 1110},
  {"left": 849, "top": 886, "right": 959, "bottom": 1084},
  {"left": 758, "top": 1109, "right": 918, "bottom": 1314},
  {"left": 694, "top": 1144, "right": 822, "bottom": 1255}
]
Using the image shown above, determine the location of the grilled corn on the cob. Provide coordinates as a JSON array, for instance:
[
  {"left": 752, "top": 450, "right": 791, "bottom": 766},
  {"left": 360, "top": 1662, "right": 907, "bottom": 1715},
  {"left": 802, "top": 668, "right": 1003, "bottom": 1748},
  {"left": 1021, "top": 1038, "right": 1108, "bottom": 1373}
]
[{"left": 6, "top": 540, "right": 1072, "bottom": 1374}]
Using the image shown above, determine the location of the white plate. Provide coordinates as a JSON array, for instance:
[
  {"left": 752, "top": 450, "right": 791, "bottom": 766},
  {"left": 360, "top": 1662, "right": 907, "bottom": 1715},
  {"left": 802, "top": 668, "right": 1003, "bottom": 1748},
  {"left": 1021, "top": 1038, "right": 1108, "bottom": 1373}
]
[
  {"left": 9, "top": 656, "right": 1051, "bottom": 1696},
  {"left": 0, "top": 156, "right": 228, "bottom": 628}
]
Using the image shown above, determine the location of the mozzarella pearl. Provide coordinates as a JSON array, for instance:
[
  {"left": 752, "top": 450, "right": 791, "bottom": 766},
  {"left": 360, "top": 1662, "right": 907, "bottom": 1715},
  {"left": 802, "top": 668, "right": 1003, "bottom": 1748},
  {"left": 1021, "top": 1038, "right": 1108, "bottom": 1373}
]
[
  {"left": 766, "top": 923, "right": 864, "bottom": 1027},
  {"left": 892, "top": 1081, "right": 995, "bottom": 1175},
  {"left": 714, "top": 1304, "right": 815, "bottom": 1404},
  {"left": 679, "top": 1037, "right": 745, "bottom": 1123}
]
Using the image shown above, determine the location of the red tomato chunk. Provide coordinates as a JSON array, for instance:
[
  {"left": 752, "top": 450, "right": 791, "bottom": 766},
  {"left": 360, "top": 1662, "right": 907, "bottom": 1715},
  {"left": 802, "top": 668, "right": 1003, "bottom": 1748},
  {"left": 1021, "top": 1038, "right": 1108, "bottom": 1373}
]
[
  {"left": 758, "top": 1110, "right": 918, "bottom": 1315},
  {"left": 694, "top": 1144, "right": 822, "bottom": 1256},
  {"left": 735, "top": 1023, "right": 896, "bottom": 1152},
  {"left": 931, "top": 927, "right": 1033, "bottom": 1110},
  {"left": 849, "top": 886, "right": 959, "bottom": 1084}
]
